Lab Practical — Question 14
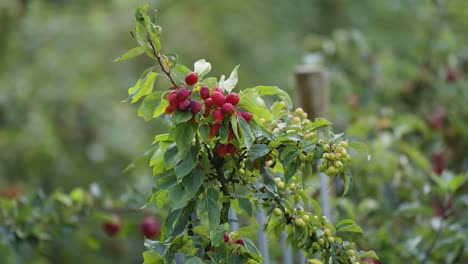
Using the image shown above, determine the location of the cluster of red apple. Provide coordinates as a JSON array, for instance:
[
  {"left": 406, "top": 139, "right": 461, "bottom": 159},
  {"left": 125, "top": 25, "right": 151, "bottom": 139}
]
[
  {"left": 102, "top": 215, "right": 160, "bottom": 239},
  {"left": 165, "top": 71, "right": 253, "bottom": 158}
]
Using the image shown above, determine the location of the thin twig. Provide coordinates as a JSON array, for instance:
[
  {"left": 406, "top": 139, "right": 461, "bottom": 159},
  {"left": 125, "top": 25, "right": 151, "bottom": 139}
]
[{"left": 145, "top": 32, "right": 179, "bottom": 88}]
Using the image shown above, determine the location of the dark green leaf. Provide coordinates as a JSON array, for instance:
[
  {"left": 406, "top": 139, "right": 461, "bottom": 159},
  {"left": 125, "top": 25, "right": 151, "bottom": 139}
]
[
  {"left": 173, "top": 110, "right": 193, "bottom": 124},
  {"left": 238, "top": 198, "right": 254, "bottom": 216},
  {"left": 238, "top": 117, "right": 253, "bottom": 149},
  {"left": 210, "top": 225, "right": 226, "bottom": 247},
  {"left": 174, "top": 122, "right": 196, "bottom": 153},
  {"left": 174, "top": 146, "right": 197, "bottom": 179},
  {"left": 206, "top": 188, "right": 220, "bottom": 231},
  {"left": 247, "top": 144, "right": 270, "bottom": 161}
]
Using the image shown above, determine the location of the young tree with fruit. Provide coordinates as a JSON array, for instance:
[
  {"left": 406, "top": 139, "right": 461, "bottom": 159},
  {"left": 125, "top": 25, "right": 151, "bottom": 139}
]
[{"left": 117, "top": 5, "right": 377, "bottom": 263}]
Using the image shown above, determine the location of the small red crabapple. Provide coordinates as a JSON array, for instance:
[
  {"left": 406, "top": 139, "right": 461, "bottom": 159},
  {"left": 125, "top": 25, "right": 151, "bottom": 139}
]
[
  {"left": 177, "top": 86, "right": 190, "bottom": 101},
  {"left": 189, "top": 100, "right": 202, "bottom": 113},
  {"left": 216, "top": 144, "right": 228, "bottom": 157},
  {"left": 225, "top": 92, "right": 240, "bottom": 105},
  {"left": 226, "top": 143, "right": 237, "bottom": 155},
  {"left": 221, "top": 103, "right": 235, "bottom": 116},
  {"left": 165, "top": 105, "right": 175, "bottom": 114},
  {"left": 185, "top": 72, "right": 199, "bottom": 85},
  {"left": 199, "top": 85, "right": 210, "bottom": 99},
  {"left": 209, "top": 123, "right": 221, "bottom": 138},
  {"left": 213, "top": 109, "right": 224, "bottom": 123},
  {"left": 178, "top": 99, "right": 191, "bottom": 111},
  {"left": 211, "top": 91, "right": 225, "bottom": 107},
  {"left": 140, "top": 216, "right": 161, "bottom": 239},
  {"left": 213, "top": 87, "right": 224, "bottom": 94},
  {"left": 102, "top": 215, "right": 121, "bottom": 236}
]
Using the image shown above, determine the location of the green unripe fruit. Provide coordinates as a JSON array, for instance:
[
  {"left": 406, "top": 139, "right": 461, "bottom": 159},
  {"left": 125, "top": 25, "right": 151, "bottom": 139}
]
[
  {"left": 295, "top": 108, "right": 304, "bottom": 115},
  {"left": 273, "top": 208, "right": 283, "bottom": 216},
  {"left": 266, "top": 160, "right": 274, "bottom": 167},
  {"left": 327, "top": 236, "right": 335, "bottom": 243},
  {"left": 299, "top": 153, "right": 307, "bottom": 160},
  {"left": 259, "top": 118, "right": 266, "bottom": 124},
  {"left": 318, "top": 238, "right": 325, "bottom": 245},
  {"left": 334, "top": 160, "right": 343, "bottom": 168},
  {"left": 271, "top": 120, "right": 278, "bottom": 127},
  {"left": 295, "top": 218, "right": 306, "bottom": 228},
  {"left": 279, "top": 101, "right": 287, "bottom": 108},
  {"left": 318, "top": 164, "right": 325, "bottom": 172},
  {"left": 274, "top": 177, "right": 282, "bottom": 184},
  {"left": 317, "top": 139, "right": 324, "bottom": 146},
  {"left": 328, "top": 153, "right": 336, "bottom": 160},
  {"left": 347, "top": 249, "right": 355, "bottom": 256},
  {"left": 322, "top": 153, "right": 329, "bottom": 159},
  {"left": 323, "top": 144, "right": 330, "bottom": 151},
  {"left": 293, "top": 117, "right": 301, "bottom": 124},
  {"left": 273, "top": 128, "right": 280, "bottom": 133},
  {"left": 324, "top": 228, "right": 331, "bottom": 236},
  {"left": 335, "top": 153, "right": 342, "bottom": 159},
  {"left": 326, "top": 166, "right": 337, "bottom": 176},
  {"left": 339, "top": 141, "right": 348, "bottom": 148},
  {"left": 239, "top": 169, "right": 245, "bottom": 175},
  {"left": 346, "top": 154, "right": 352, "bottom": 162},
  {"left": 277, "top": 182, "right": 285, "bottom": 189},
  {"left": 301, "top": 215, "right": 310, "bottom": 222},
  {"left": 289, "top": 183, "right": 296, "bottom": 190}
]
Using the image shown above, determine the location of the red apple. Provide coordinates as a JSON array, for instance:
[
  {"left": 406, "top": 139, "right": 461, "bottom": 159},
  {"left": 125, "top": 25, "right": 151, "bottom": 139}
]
[
  {"left": 225, "top": 92, "right": 240, "bottom": 105},
  {"left": 213, "top": 109, "right": 224, "bottom": 123},
  {"left": 102, "top": 215, "right": 121, "bottom": 236},
  {"left": 221, "top": 103, "right": 235, "bottom": 116},
  {"left": 216, "top": 144, "right": 228, "bottom": 157},
  {"left": 189, "top": 100, "right": 202, "bottom": 113},
  {"left": 200, "top": 85, "right": 210, "bottom": 99},
  {"left": 185, "top": 72, "right": 199, "bottom": 85},
  {"left": 211, "top": 92, "right": 225, "bottom": 107},
  {"left": 140, "top": 216, "right": 161, "bottom": 239}
]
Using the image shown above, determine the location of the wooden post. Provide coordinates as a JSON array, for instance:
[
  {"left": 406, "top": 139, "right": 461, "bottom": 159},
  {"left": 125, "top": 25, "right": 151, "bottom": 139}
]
[{"left": 295, "top": 65, "right": 331, "bottom": 219}]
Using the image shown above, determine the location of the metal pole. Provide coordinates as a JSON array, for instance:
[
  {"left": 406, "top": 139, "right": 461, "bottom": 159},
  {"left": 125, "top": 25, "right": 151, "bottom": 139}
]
[
  {"left": 295, "top": 65, "right": 331, "bottom": 219},
  {"left": 255, "top": 208, "right": 269, "bottom": 264}
]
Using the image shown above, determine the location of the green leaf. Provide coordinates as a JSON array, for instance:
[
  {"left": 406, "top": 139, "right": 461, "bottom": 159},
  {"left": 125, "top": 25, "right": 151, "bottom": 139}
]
[
  {"left": 210, "top": 225, "right": 226, "bottom": 247},
  {"left": 348, "top": 141, "right": 368, "bottom": 157},
  {"left": 230, "top": 114, "right": 240, "bottom": 140},
  {"left": 243, "top": 85, "right": 292, "bottom": 107},
  {"left": 238, "top": 197, "right": 254, "bottom": 216},
  {"left": 194, "top": 59, "right": 212, "bottom": 77},
  {"left": 206, "top": 188, "right": 220, "bottom": 231},
  {"left": 308, "top": 259, "right": 324, "bottom": 264},
  {"left": 163, "top": 144, "right": 181, "bottom": 169},
  {"left": 311, "top": 199, "right": 322, "bottom": 216},
  {"left": 174, "top": 122, "right": 196, "bottom": 153},
  {"left": 336, "top": 219, "right": 363, "bottom": 233},
  {"left": 219, "top": 65, "right": 239, "bottom": 93},
  {"left": 358, "top": 250, "right": 379, "bottom": 260},
  {"left": 114, "top": 46, "right": 147, "bottom": 62},
  {"left": 185, "top": 256, "right": 203, "bottom": 264},
  {"left": 170, "top": 201, "right": 196, "bottom": 237},
  {"left": 448, "top": 174, "right": 468, "bottom": 192},
  {"left": 168, "top": 183, "right": 190, "bottom": 210},
  {"left": 150, "top": 190, "right": 168, "bottom": 208},
  {"left": 142, "top": 250, "right": 165, "bottom": 264},
  {"left": 131, "top": 72, "right": 158, "bottom": 103},
  {"left": 173, "top": 110, "right": 193, "bottom": 124},
  {"left": 182, "top": 167, "right": 205, "bottom": 198},
  {"left": 342, "top": 166, "right": 353, "bottom": 196},
  {"left": 238, "top": 93, "right": 272, "bottom": 121},
  {"left": 139, "top": 91, "right": 164, "bottom": 121},
  {"left": 309, "top": 118, "right": 332, "bottom": 130},
  {"left": 174, "top": 146, "right": 197, "bottom": 179},
  {"left": 238, "top": 117, "right": 253, "bottom": 149},
  {"left": 247, "top": 144, "right": 270, "bottom": 161},
  {"left": 192, "top": 226, "right": 209, "bottom": 236}
]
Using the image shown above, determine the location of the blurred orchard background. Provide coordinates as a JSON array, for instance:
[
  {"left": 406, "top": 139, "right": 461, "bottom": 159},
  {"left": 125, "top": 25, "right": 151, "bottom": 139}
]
[{"left": 1, "top": 0, "right": 467, "bottom": 263}]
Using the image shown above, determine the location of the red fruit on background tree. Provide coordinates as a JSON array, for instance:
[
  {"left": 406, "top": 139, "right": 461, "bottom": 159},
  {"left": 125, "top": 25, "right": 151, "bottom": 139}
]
[
  {"left": 209, "top": 123, "right": 221, "bottom": 139},
  {"left": 216, "top": 144, "right": 228, "bottom": 157},
  {"left": 446, "top": 67, "right": 457, "bottom": 82},
  {"left": 225, "top": 92, "right": 240, "bottom": 105},
  {"left": 210, "top": 91, "right": 225, "bottom": 107},
  {"left": 140, "top": 216, "right": 161, "bottom": 239},
  {"left": 185, "top": 72, "right": 199, "bottom": 85},
  {"left": 102, "top": 215, "right": 121, "bottom": 236},
  {"left": 235, "top": 239, "right": 245, "bottom": 247},
  {"left": 227, "top": 143, "right": 237, "bottom": 155}
]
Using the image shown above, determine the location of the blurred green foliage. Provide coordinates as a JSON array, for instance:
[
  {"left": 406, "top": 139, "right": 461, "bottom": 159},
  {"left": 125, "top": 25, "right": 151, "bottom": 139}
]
[{"left": 1, "top": 0, "right": 467, "bottom": 263}]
